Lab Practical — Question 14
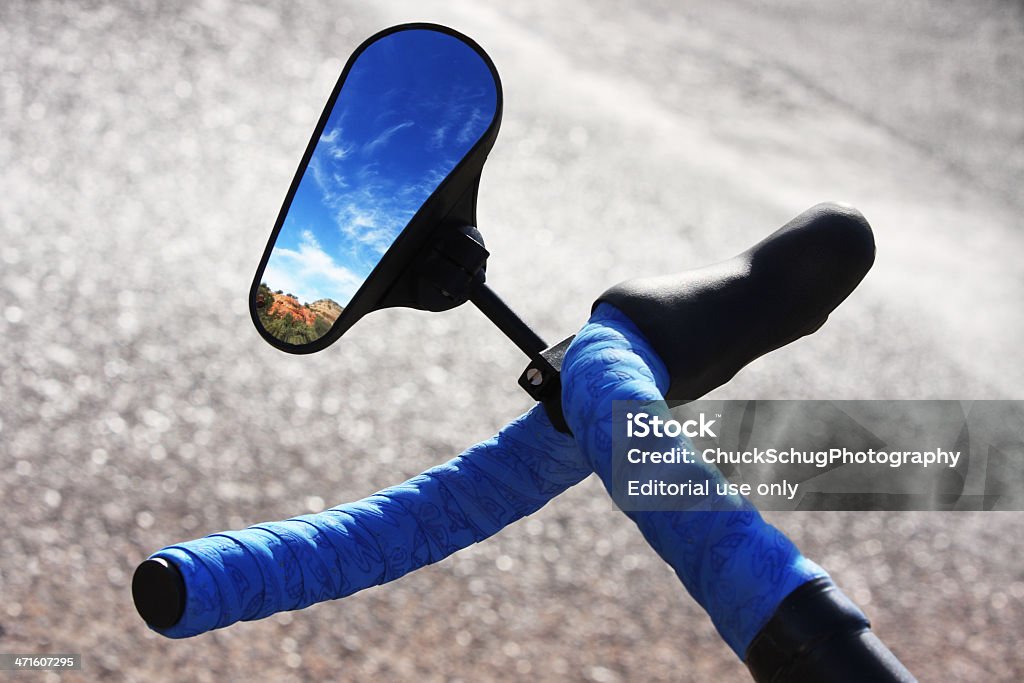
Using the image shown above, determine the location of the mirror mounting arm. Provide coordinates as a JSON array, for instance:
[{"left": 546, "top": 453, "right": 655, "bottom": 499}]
[
  {"left": 468, "top": 283, "right": 546, "bottom": 359},
  {"left": 416, "top": 225, "right": 572, "bottom": 433},
  {"left": 470, "top": 284, "right": 573, "bottom": 434}
]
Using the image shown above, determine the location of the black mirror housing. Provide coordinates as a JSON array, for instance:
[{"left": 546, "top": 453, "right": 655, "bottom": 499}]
[{"left": 250, "top": 24, "right": 503, "bottom": 354}]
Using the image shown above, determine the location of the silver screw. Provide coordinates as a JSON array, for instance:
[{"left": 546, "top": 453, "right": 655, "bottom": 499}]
[{"left": 526, "top": 368, "right": 544, "bottom": 386}]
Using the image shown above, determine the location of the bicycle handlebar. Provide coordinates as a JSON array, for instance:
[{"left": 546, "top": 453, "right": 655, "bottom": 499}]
[
  {"left": 139, "top": 302, "right": 825, "bottom": 649},
  {"left": 142, "top": 301, "right": 820, "bottom": 650},
  {"left": 134, "top": 202, "right": 915, "bottom": 680}
]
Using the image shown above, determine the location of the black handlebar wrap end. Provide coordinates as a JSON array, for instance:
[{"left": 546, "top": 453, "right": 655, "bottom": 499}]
[
  {"left": 132, "top": 557, "right": 186, "bottom": 629},
  {"left": 745, "top": 577, "right": 917, "bottom": 682}
]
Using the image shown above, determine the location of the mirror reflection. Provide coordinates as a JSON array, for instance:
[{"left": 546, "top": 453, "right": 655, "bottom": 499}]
[{"left": 255, "top": 28, "right": 498, "bottom": 347}]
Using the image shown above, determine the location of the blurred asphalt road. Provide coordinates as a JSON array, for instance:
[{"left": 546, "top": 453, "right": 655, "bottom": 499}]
[{"left": 2, "top": 1, "right": 1023, "bottom": 681}]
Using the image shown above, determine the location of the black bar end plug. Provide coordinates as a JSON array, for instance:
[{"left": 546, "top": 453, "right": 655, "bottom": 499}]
[{"left": 132, "top": 557, "right": 185, "bottom": 629}]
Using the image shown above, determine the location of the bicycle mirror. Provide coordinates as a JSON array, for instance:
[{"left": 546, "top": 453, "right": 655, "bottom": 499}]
[{"left": 250, "top": 24, "right": 502, "bottom": 353}]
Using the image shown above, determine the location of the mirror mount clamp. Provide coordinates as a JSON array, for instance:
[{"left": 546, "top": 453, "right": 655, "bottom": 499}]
[
  {"left": 515, "top": 335, "right": 574, "bottom": 434},
  {"left": 412, "top": 224, "right": 490, "bottom": 310}
]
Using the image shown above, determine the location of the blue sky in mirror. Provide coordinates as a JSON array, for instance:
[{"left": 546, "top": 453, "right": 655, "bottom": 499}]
[{"left": 262, "top": 29, "right": 497, "bottom": 310}]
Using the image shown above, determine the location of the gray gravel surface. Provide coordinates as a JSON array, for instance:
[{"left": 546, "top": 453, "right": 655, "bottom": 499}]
[{"left": 2, "top": 1, "right": 1023, "bottom": 681}]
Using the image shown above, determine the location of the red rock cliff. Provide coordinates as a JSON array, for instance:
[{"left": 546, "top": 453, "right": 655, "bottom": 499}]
[{"left": 268, "top": 294, "right": 317, "bottom": 326}]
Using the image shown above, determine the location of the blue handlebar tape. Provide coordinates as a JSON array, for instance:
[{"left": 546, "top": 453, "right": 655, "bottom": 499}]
[
  {"left": 561, "top": 303, "right": 832, "bottom": 657},
  {"left": 149, "top": 302, "right": 837, "bottom": 655},
  {"left": 148, "top": 404, "right": 586, "bottom": 638}
]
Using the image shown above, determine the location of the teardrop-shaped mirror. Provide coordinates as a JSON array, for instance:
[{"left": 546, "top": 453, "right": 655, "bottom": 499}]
[{"left": 251, "top": 24, "right": 501, "bottom": 352}]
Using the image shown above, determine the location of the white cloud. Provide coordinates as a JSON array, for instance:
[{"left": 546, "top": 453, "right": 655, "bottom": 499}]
[
  {"left": 428, "top": 125, "right": 448, "bottom": 150},
  {"left": 335, "top": 199, "right": 411, "bottom": 257},
  {"left": 456, "top": 107, "right": 486, "bottom": 144},
  {"left": 316, "top": 125, "right": 356, "bottom": 179},
  {"left": 364, "top": 120, "right": 414, "bottom": 154},
  {"left": 330, "top": 145, "right": 353, "bottom": 160},
  {"left": 263, "top": 229, "right": 364, "bottom": 306},
  {"left": 397, "top": 162, "right": 452, "bottom": 200}
]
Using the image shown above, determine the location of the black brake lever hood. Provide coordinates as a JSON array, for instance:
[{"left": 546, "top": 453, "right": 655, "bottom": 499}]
[{"left": 595, "top": 202, "right": 876, "bottom": 402}]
